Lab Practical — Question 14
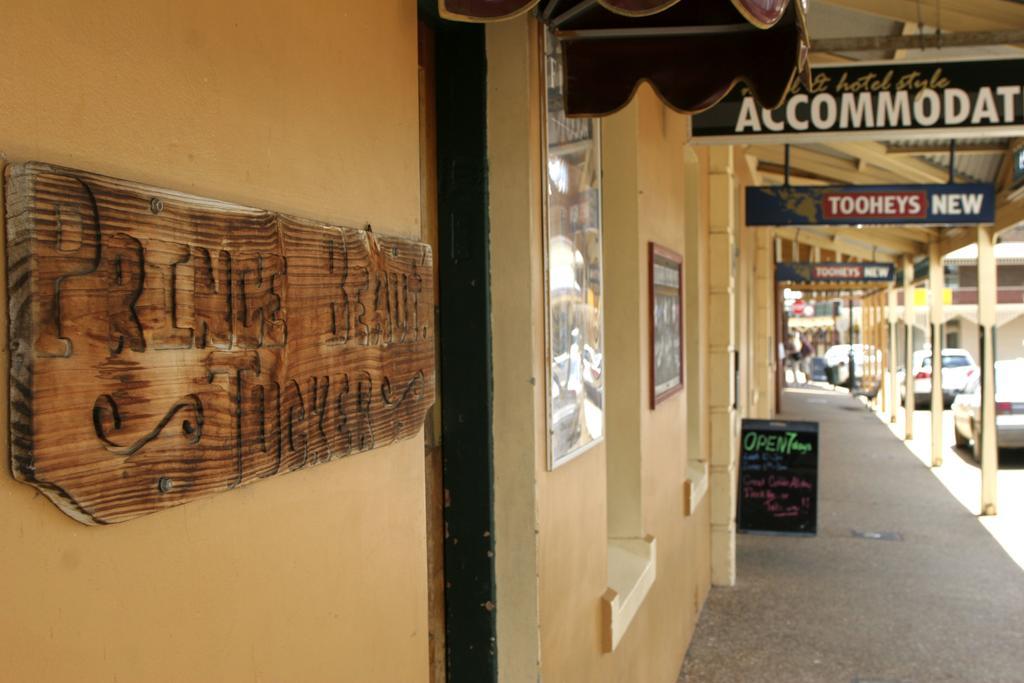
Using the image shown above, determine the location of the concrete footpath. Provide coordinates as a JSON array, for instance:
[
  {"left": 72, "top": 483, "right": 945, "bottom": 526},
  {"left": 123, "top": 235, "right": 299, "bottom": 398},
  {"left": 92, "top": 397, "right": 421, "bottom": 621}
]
[{"left": 679, "top": 387, "right": 1024, "bottom": 683}]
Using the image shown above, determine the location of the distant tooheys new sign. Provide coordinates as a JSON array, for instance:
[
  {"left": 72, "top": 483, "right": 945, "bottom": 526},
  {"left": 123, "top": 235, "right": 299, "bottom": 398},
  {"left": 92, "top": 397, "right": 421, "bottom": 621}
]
[
  {"left": 747, "top": 184, "right": 995, "bottom": 226},
  {"left": 776, "top": 262, "right": 896, "bottom": 283},
  {"left": 692, "top": 57, "right": 1024, "bottom": 142}
]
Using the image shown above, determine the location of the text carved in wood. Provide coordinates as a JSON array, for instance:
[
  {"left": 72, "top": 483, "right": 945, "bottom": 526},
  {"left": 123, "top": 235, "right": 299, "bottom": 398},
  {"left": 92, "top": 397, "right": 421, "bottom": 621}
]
[{"left": 7, "top": 163, "right": 435, "bottom": 524}]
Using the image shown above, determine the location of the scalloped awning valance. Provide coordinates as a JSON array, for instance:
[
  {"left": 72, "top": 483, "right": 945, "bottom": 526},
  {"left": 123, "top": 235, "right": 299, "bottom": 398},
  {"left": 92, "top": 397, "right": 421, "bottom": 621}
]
[{"left": 439, "top": 0, "right": 809, "bottom": 116}]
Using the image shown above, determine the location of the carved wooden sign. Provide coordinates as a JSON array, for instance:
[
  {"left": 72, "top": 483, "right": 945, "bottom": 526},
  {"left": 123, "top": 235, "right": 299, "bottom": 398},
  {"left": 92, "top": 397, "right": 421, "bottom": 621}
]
[{"left": 6, "top": 163, "right": 434, "bottom": 525}]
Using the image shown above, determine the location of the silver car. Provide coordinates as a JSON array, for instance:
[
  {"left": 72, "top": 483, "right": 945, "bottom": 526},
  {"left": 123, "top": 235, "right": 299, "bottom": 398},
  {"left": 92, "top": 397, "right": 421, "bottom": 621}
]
[
  {"left": 952, "top": 358, "right": 1024, "bottom": 459},
  {"left": 898, "top": 348, "right": 978, "bottom": 408}
]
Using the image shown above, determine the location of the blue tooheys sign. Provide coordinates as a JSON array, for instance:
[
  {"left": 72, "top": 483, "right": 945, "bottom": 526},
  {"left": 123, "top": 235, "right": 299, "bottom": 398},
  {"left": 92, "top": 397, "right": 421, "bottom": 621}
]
[
  {"left": 692, "top": 57, "right": 1024, "bottom": 143},
  {"left": 746, "top": 183, "right": 995, "bottom": 226},
  {"left": 776, "top": 262, "right": 895, "bottom": 283}
]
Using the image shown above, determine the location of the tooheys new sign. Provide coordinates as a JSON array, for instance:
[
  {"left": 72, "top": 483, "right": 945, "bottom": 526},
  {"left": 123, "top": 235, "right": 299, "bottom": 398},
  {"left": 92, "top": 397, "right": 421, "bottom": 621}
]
[
  {"left": 747, "top": 183, "right": 995, "bottom": 226},
  {"left": 776, "top": 262, "right": 895, "bottom": 283},
  {"left": 692, "top": 57, "right": 1024, "bottom": 142}
]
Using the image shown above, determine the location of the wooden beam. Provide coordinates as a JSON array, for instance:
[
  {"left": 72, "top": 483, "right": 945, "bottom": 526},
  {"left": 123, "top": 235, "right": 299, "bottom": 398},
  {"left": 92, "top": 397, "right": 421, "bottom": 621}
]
[
  {"left": 936, "top": 226, "right": 976, "bottom": 257},
  {"left": 758, "top": 168, "right": 829, "bottom": 186},
  {"left": 994, "top": 197, "right": 1024, "bottom": 235},
  {"left": 896, "top": 226, "right": 939, "bottom": 244},
  {"left": 809, "top": 51, "right": 858, "bottom": 65},
  {"left": 929, "top": 238, "right": 944, "bottom": 467},
  {"left": 977, "top": 224, "right": 998, "bottom": 515},
  {"left": 820, "top": 226, "right": 925, "bottom": 255},
  {"left": 819, "top": 0, "right": 1024, "bottom": 32},
  {"left": 735, "top": 148, "right": 759, "bottom": 187},
  {"left": 784, "top": 282, "right": 891, "bottom": 293},
  {"left": 933, "top": 205, "right": 1024, "bottom": 254},
  {"left": 885, "top": 143, "right": 1008, "bottom": 156},
  {"left": 892, "top": 21, "right": 918, "bottom": 60},
  {"left": 773, "top": 227, "right": 898, "bottom": 262},
  {"left": 902, "top": 256, "right": 915, "bottom": 440},
  {"left": 887, "top": 284, "right": 898, "bottom": 424},
  {"left": 743, "top": 153, "right": 762, "bottom": 187},
  {"left": 750, "top": 145, "right": 908, "bottom": 185},
  {"left": 994, "top": 138, "right": 1024, "bottom": 193},
  {"left": 827, "top": 141, "right": 959, "bottom": 184},
  {"left": 811, "top": 29, "right": 1024, "bottom": 53}
]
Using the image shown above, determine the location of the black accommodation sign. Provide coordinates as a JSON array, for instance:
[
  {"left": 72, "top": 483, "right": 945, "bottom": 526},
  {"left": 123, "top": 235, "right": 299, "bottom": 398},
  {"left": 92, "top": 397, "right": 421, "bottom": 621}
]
[
  {"left": 738, "top": 419, "right": 818, "bottom": 535},
  {"left": 693, "top": 57, "right": 1024, "bottom": 142}
]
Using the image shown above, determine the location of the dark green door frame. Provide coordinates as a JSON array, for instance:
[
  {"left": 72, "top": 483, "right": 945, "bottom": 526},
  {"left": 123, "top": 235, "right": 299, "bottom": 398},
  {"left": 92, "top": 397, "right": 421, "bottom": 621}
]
[{"left": 420, "top": 4, "right": 498, "bottom": 682}]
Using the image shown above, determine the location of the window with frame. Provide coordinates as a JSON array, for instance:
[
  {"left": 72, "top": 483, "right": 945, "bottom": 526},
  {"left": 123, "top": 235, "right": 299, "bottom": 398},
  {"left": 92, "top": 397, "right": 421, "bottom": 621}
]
[{"left": 543, "top": 27, "right": 604, "bottom": 470}]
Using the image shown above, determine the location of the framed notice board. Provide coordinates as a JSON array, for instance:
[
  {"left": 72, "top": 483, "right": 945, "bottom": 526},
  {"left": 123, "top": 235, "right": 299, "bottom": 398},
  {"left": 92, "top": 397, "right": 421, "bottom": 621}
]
[
  {"left": 649, "top": 243, "right": 683, "bottom": 408},
  {"left": 738, "top": 419, "right": 819, "bottom": 535}
]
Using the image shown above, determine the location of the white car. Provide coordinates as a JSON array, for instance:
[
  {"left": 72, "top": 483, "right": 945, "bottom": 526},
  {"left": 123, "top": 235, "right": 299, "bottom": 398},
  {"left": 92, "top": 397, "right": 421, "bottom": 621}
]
[
  {"left": 898, "top": 348, "right": 978, "bottom": 408},
  {"left": 952, "top": 359, "right": 1024, "bottom": 458}
]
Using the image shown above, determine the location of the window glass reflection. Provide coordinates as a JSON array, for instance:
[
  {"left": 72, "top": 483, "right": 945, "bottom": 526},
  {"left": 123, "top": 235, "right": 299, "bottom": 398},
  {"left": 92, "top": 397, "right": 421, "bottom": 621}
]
[{"left": 545, "top": 28, "right": 604, "bottom": 468}]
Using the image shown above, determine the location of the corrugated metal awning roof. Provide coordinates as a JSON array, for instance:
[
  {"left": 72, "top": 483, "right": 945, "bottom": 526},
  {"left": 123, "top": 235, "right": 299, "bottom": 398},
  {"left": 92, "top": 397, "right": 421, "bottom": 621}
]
[{"left": 886, "top": 137, "right": 1009, "bottom": 183}]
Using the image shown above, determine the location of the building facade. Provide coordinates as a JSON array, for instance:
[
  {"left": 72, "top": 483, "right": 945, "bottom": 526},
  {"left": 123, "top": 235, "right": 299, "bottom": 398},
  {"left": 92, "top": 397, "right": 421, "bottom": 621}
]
[{"left": 7, "top": 1, "right": 1019, "bottom": 682}]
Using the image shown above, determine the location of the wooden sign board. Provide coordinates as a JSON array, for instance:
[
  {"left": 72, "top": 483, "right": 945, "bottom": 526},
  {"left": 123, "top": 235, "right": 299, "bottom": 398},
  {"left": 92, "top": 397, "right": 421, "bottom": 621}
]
[
  {"left": 6, "top": 163, "right": 435, "bottom": 525},
  {"left": 737, "top": 419, "right": 818, "bottom": 535}
]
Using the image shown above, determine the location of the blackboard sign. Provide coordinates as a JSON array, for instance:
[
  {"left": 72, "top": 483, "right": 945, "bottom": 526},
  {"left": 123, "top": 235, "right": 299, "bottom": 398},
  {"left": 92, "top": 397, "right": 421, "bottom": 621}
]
[{"left": 738, "top": 419, "right": 818, "bottom": 535}]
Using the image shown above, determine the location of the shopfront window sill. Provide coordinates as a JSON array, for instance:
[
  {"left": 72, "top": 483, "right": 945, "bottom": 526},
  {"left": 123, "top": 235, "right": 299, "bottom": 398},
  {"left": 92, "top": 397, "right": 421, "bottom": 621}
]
[
  {"left": 684, "top": 461, "right": 709, "bottom": 516},
  {"left": 601, "top": 535, "right": 656, "bottom": 653}
]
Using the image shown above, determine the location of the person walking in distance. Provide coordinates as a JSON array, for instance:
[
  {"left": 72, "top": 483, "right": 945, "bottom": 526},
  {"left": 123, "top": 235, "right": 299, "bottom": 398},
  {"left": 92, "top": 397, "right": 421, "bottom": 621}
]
[{"left": 799, "top": 333, "right": 814, "bottom": 384}]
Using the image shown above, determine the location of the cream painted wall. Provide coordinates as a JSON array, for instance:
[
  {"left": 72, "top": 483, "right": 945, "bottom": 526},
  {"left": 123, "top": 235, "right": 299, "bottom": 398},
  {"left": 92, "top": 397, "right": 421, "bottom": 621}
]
[
  {"left": 754, "top": 227, "right": 778, "bottom": 419},
  {"left": 733, "top": 151, "right": 778, "bottom": 421},
  {"left": 0, "top": 2, "right": 428, "bottom": 682},
  {"left": 604, "top": 96, "right": 644, "bottom": 540},
  {"left": 736, "top": 170, "right": 755, "bottom": 418},
  {"left": 627, "top": 88, "right": 711, "bottom": 682},
  {"left": 705, "top": 147, "right": 738, "bottom": 586},
  {"left": 996, "top": 315, "right": 1024, "bottom": 360},
  {"left": 537, "top": 86, "right": 711, "bottom": 683},
  {"left": 684, "top": 147, "right": 711, "bottom": 464},
  {"left": 486, "top": 17, "right": 544, "bottom": 683},
  {"left": 955, "top": 314, "right": 1024, "bottom": 362}
]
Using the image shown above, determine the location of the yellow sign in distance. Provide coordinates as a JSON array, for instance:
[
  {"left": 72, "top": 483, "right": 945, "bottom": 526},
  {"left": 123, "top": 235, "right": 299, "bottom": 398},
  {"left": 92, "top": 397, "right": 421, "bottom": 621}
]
[{"left": 911, "top": 288, "right": 953, "bottom": 307}]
